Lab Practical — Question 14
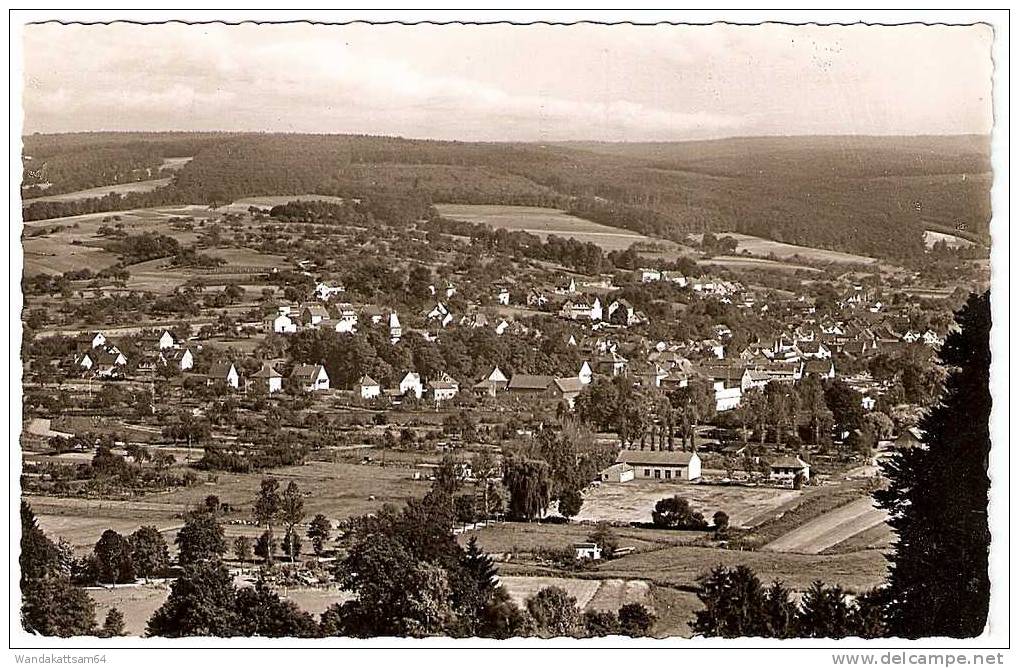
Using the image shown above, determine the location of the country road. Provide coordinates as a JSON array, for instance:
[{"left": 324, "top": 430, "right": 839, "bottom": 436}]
[{"left": 762, "top": 497, "right": 889, "bottom": 554}]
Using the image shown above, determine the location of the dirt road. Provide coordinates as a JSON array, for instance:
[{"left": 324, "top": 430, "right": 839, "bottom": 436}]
[{"left": 762, "top": 497, "right": 889, "bottom": 554}]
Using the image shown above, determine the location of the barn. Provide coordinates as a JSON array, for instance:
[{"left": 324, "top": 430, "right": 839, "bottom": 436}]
[{"left": 615, "top": 450, "right": 702, "bottom": 481}]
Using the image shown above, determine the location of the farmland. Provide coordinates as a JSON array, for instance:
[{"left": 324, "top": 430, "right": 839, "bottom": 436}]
[
  {"left": 435, "top": 204, "right": 674, "bottom": 254},
  {"left": 23, "top": 178, "right": 172, "bottom": 204},
  {"left": 692, "top": 232, "right": 880, "bottom": 266}
]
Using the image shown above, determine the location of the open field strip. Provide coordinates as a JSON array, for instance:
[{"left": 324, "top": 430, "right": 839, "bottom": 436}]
[
  {"left": 761, "top": 497, "right": 889, "bottom": 554},
  {"left": 24, "top": 178, "right": 172, "bottom": 204}
]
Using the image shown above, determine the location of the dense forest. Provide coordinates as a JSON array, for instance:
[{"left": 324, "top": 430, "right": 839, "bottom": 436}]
[{"left": 21, "top": 132, "right": 991, "bottom": 260}]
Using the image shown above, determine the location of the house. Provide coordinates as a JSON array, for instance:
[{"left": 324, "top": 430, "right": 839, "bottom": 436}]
[
  {"left": 578, "top": 361, "right": 593, "bottom": 385},
  {"left": 300, "top": 303, "right": 329, "bottom": 327},
  {"left": 551, "top": 376, "right": 585, "bottom": 409},
  {"left": 496, "top": 288, "right": 511, "bottom": 306},
  {"left": 83, "top": 332, "right": 107, "bottom": 349},
  {"left": 251, "top": 363, "right": 283, "bottom": 394},
  {"left": 270, "top": 311, "right": 298, "bottom": 334},
  {"left": 573, "top": 543, "right": 602, "bottom": 561},
  {"left": 314, "top": 282, "right": 345, "bottom": 301},
  {"left": 162, "top": 347, "right": 195, "bottom": 371},
  {"left": 616, "top": 450, "right": 702, "bottom": 481},
  {"left": 399, "top": 372, "right": 424, "bottom": 399},
  {"left": 507, "top": 374, "right": 555, "bottom": 395},
  {"left": 639, "top": 268, "right": 663, "bottom": 283},
  {"left": 460, "top": 312, "right": 489, "bottom": 329},
  {"left": 526, "top": 289, "right": 548, "bottom": 307},
  {"left": 291, "top": 364, "right": 330, "bottom": 392},
  {"left": 560, "top": 297, "right": 602, "bottom": 321},
  {"left": 332, "top": 303, "right": 358, "bottom": 333},
  {"left": 894, "top": 427, "right": 924, "bottom": 449},
  {"left": 803, "top": 359, "right": 836, "bottom": 380},
  {"left": 428, "top": 374, "right": 460, "bottom": 403},
  {"left": 156, "top": 330, "right": 177, "bottom": 350},
  {"left": 494, "top": 319, "right": 510, "bottom": 336},
  {"left": 473, "top": 367, "right": 509, "bottom": 397},
  {"left": 607, "top": 299, "right": 639, "bottom": 326},
  {"left": 769, "top": 456, "right": 810, "bottom": 483},
  {"left": 556, "top": 277, "right": 578, "bottom": 295},
  {"left": 207, "top": 362, "right": 240, "bottom": 390},
  {"left": 358, "top": 374, "right": 381, "bottom": 400},
  {"left": 426, "top": 303, "right": 454, "bottom": 328},
  {"left": 599, "top": 462, "right": 635, "bottom": 483},
  {"left": 595, "top": 351, "right": 628, "bottom": 377}
]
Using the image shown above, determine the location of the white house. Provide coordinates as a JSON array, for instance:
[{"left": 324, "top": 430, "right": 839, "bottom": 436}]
[
  {"left": 291, "top": 364, "right": 330, "bottom": 392},
  {"left": 494, "top": 319, "right": 510, "bottom": 336},
  {"left": 560, "top": 297, "right": 602, "bottom": 322},
  {"left": 271, "top": 312, "right": 298, "bottom": 334},
  {"left": 496, "top": 288, "right": 511, "bottom": 306},
  {"left": 252, "top": 363, "right": 283, "bottom": 394},
  {"left": 157, "top": 330, "right": 177, "bottom": 350},
  {"left": 207, "top": 362, "right": 240, "bottom": 390},
  {"left": 314, "top": 282, "right": 346, "bottom": 301},
  {"left": 300, "top": 303, "right": 329, "bottom": 327},
  {"left": 428, "top": 373, "right": 459, "bottom": 403},
  {"left": 399, "top": 372, "right": 424, "bottom": 399},
  {"left": 769, "top": 456, "right": 810, "bottom": 483},
  {"left": 162, "top": 347, "right": 195, "bottom": 371},
  {"left": 573, "top": 543, "right": 602, "bottom": 561},
  {"left": 578, "top": 361, "right": 593, "bottom": 385},
  {"left": 358, "top": 374, "right": 381, "bottom": 400},
  {"left": 389, "top": 312, "right": 402, "bottom": 343},
  {"left": 616, "top": 450, "right": 702, "bottom": 481},
  {"left": 640, "top": 268, "right": 662, "bottom": 283},
  {"left": 426, "top": 303, "right": 454, "bottom": 328},
  {"left": 333, "top": 303, "right": 358, "bottom": 333}
]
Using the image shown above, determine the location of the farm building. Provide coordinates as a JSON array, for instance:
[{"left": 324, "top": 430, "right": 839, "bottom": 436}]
[
  {"left": 507, "top": 374, "right": 555, "bottom": 395},
  {"left": 206, "top": 362, "right": 240, "bottom": 390},
  {"left": 615, "top": 450, "right": 702, "bottom": 481},
  {"left": 399, "top": 372, "right": 424, "bottom": 399},
  {"left": 428, "top": 374, "right": 459, "bottom": 403},
  {"left": 291, "top": 364, "right": 330, "bottom": 392},
  {"left": 599, "top": 462, "right": 635, "bottom": 483},
  {"left": 769, "top": 456, "right": 810, "bottom": 482}
]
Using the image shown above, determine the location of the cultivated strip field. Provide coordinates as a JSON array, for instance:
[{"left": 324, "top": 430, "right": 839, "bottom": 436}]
[
  {"left": 435, "top": 204, "right": 666, "bottom": 253},
  {"left": 499, "top": 576, "right": 650, "bottom": 613},
  {"left": 699, "top": 254, "right": 823, "bottom": 274},
  {"left": 23, "top": 178, "right": 172, "bottom": 204},
  {"left": 923, "top": 229, "right": 976, "bottom": 249},
  {"left": 694, "top": 232, "right": 880, "bottom": 265},
  {"left": 762, "top": 497, "right": 889, "bottom": 554}
]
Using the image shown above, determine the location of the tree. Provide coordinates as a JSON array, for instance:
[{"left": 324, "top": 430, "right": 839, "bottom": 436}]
[
  {"left": 712, "top": 510, "right": 730, "bottom": 534},
  {"left": 795, "top": 581, "right": 856, "bottom": 638},
  {"left": 651, "top": 495, "right": 708, "bottom": 529},
  {"left": 307, "top": 514, "right": 332, "bottom": 556},
  {"left": 235, "top": 579, "right": 319, "bottom": 638},
  {"left": 558, "top": 488, "right": 583, "bottom": 521},
  {"left": 875, "top": 291, "right": 991, "bottom": 638},
  {"left": 130, "top": 526, "right": 170, "bottom": 581},
  {"left": 692, "top": 565, "right": 767, "bottom": 637},
  {"left": 454, "top": 494, "right": 477, "bottom": 527},
  {"left": 618, "top": 602, "right": 656, "bottom": 637},
  {"left": 20, "top": 502, "right": 97, "bottom": 637},
  {"left": 583, "top": 609, "right": 621, "bottom": 637},
  {"left": 233, "top": 536, "right": 253, "bottom": 564},
  {"left": 253, "top": 478, "right": 282, "bottom": 565},
  {"left": 146, "top": 561, "right": 240, "bottom": 637},
  {"left": 526, "top": 586, "right": 581, "bottom": 638},
  {"left": 94, "top": 529, "right": 136, "bottom": 585},
  {"left": 502, "top": 457, "right": 552, "bottom": 521},
  {"left": 279, "top": 481, "right": 305, "bottom": 562},
  {"left": 100, "top": 608, "right": 125, "bottom": 637},
  {"left": 761, "top": 581, "right": 797, "bottom": 638},
  {"left": 588, "top": 522, "right": 620, "bottom": 559},
  {"left": 175, "top": 512, "right": 227, "bottom": 566},
  {"left": 472, "top": 451, "right": 498, "bottom": 517},
  {"left": 824, "top": 379, "right": 866, "bottom": 441}
]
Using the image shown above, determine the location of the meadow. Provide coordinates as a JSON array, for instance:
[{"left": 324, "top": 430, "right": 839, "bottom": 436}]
[
  {"left": 693, "top": 232, "right": 880, "bottom": 265},
  {"left": 24, "top": 178, "right": 172, "bottom": 205}
]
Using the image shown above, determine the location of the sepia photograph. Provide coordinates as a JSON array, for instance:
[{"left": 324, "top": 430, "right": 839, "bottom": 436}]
[{"left": 6, "top": 8, "right": 1010, "bottom": 661}]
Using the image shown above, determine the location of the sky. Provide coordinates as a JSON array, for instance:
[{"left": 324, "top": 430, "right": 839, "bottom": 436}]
[{"left": 21, "top": 22, "right": 995, "bottom": 141}]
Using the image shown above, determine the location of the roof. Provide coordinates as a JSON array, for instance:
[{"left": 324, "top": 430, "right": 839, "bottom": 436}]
[
  {"left": 302, "top": 303, "right": 329, "bottom": 317},
  {"left": 770, "top": 456, "right": 809, "bottom": 469},
  {"left": 553, "top": 377, "right": 585, "bottom": 394},
  {"left": 803, "top": 360, "right": 834, "bottom": 375},
  {"left": 600, "top": 462, "right": 633, "bottom": 475},
  {"left": 291, "top": 363, "right": 327, "bottom": 380},
  {"left": 507, "top": 374, "right": 555, "bottom": 391},
  {"left": 358, "top": 374, "right": 380, "bottom": 387},
  {"left": 252, "top": 364, "right": 281, "bottom": 379},
  {"left": 616, "top": 450, "right": 699, "bottom": 467},
  {"left": 208, "top": 362, "right": 236, "bottom": 378}
]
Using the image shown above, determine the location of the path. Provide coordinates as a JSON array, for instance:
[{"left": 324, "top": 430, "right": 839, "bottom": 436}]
[{"left": 762, "top": 497, "right": 889, "bottom": 554}]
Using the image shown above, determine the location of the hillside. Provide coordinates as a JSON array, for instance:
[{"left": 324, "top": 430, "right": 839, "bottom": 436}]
[{"left": 21, "top": 133, "right": 991, "bottom": 261}]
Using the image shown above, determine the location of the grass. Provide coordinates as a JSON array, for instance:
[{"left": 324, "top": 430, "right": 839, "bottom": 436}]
[
  {"left": 692, "top": 232, "right": 880, "bottom": 265},
  {"left": 460, "top": 521, "right": 703, "bottom": 557},
  {"left": 24, "top": 178, "right": 172, "bottom": 205},
  {"left": 573, "top": 480, "right": 800, "bottom": 528},
  {"left": 699, "top": 254, "right": 823, "bottom": 274},
  {"left": 434, "top": 203, "right": 673, "bottom": 253}
]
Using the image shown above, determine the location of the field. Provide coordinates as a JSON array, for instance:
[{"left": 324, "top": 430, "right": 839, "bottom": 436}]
[
  {"left": 27, "top": 458, "right": 433, "bottom": 552},
  {"left": 923, "top": 229, "right": 977, "bottom": 249},
  {"left": 572, "top": 481, "right": 800, "bottom": 528},
  {"left": 435, "top": 204, "right": 674, "bottom": 254},
  {"left": 23, "top": 178, "right": 172, "bottom": 205},
  {"left": 23, "top": 236, "right": 120, "bottom": 275},
  {"left": 160, "top": 156, "right": 193, "bottom": 171},
  {"left": 698, "top": 254, "right": 823, "bottom": 274},
  {"left": 762, "top": 497, "right": 889, "bottom": 554},
  {"left": 693, "top": 232, "right": 880, "bottom": 265},
  {"left": 218, "top": 194, "right": 348, "bottom": 213}
]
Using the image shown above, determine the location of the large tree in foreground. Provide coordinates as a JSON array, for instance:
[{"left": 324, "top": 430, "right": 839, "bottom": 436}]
[{"left": 875, "top": 291, "right": 991, "bottom": 638}]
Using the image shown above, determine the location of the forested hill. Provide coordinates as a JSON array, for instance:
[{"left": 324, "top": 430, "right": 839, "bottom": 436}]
[{"left": 22, "top": 132, "right": 991, "bottom": 260}]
